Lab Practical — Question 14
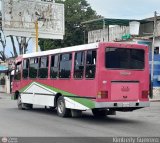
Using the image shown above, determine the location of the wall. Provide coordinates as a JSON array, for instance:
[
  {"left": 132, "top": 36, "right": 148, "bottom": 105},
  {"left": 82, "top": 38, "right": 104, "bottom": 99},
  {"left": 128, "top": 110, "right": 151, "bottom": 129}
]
[
  {"left": 151, "top": 38, "right": 160, "bottom": 87},
  {"left": 139, "top": 22, "right": 153, "bottom": 36},
  {"left": 88, "top": 26, "right": 129, "bottom": 43},
  {"left": 0, "top": 73, "right": 6, "bottom": 93}
]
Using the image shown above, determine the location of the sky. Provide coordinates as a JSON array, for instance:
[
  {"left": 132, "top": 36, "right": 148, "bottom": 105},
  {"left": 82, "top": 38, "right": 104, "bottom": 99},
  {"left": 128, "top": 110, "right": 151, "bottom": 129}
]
[
  {"left": 87, "top": 0, "right": 160, "bottom": 19},
  {"left": 1, "top": 0, "right": 160, "bottom": 57}
]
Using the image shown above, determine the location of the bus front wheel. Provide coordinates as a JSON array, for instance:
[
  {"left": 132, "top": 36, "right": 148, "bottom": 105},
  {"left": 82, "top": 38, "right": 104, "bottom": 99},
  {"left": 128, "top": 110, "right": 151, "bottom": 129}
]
[
  {"left": 17, "top": 95, "right": 25, "bottom": 110},
  {"left": 57, "top": 96, "right": 71, "bottom": 117}
]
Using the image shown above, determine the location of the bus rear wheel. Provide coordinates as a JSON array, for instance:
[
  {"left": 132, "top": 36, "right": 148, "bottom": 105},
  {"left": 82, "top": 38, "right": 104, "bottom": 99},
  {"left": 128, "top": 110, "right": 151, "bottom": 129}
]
[
  {"left": 57, "top": 96, "right": 71, "bottom": 117},
  {"left": 92, "top": 109, "right": 107, "bottom": 118}
]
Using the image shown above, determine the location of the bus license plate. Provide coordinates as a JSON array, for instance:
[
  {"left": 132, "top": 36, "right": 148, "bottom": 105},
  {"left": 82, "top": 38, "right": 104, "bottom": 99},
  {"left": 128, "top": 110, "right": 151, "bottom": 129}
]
[{"left": 122, "top": 103, "right": 130, "bottom": 107}]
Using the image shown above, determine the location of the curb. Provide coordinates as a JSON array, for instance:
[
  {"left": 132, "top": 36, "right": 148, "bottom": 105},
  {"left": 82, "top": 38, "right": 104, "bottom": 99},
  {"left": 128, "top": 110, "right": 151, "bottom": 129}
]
[{"left": 150, "top": 99, "right": 160, "bottom": 102}]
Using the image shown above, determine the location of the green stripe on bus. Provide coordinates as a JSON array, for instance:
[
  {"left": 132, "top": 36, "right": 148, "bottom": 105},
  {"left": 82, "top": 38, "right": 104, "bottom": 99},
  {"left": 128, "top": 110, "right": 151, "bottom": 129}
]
[
  {"left": 20, "top": 83, "right": 32, "bottom": 92},
  {"left": 19, "top": 82, "right": 95, "bottom": 109},
  {"left": 40, "top": 83, "right": 95, "bottom": 109}
]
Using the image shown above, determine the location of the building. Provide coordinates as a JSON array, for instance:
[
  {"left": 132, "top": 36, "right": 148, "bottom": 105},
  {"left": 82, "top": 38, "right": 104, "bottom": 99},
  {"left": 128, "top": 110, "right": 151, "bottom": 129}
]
[
  {"left": 85, "top": 17, "right": 160, "bottom": 98},
  {"left": 0, "top": 57, "right": 15, "bottom": 94},
  {"left": 0, "top": 61, "right": 10, "bottom": 93}
]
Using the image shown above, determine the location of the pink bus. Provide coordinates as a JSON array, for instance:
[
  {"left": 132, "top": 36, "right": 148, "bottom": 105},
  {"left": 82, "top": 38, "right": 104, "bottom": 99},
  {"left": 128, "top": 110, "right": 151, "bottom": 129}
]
[{"left": 12, "top": 42, "right": 150, "bottom": 117}]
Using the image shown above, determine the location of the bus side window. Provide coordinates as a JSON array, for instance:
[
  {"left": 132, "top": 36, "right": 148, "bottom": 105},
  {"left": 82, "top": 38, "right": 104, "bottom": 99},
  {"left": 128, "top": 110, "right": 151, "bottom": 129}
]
[
  {"left": 50, "top": 55, "right": 59, "bottom": 79},
  {"left": 22, "top": 59, "right": 29, "bottom": 79},
  {"left": 14, "top": 63, "right": 22, "bottom": 80},
  {"left": 59, "top": 53, "right": 72, "bottom": 78},
  {"left": 85, "top": 50, "right": 97, "bottom": 79},
  {"left": 29, "top": 58, "right": 39, "bottom": 78},
  {"left": 38, "top": 56, "right": 48, "bottom": 78},
  {"left": 74, "top": 51, "right": 85, "bottom": 79}
]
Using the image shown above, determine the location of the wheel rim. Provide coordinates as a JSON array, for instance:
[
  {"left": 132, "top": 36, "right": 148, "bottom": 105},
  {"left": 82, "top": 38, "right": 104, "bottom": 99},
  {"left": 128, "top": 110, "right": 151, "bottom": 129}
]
[{"left": 58, "top": 100, "right": 64, "bottom": 114}]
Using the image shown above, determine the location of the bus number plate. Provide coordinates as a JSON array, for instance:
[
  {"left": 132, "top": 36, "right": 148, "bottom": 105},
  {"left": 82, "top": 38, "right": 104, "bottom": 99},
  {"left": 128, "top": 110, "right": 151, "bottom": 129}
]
[{"left": 122, "top": 103, "right": 130, "bottom": 107}]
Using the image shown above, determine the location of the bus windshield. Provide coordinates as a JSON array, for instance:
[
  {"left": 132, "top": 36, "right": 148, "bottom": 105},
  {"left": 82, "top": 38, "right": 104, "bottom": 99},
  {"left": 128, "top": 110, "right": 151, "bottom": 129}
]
[{"left": 105, "top": 47, "right": 145, "bottom": 70}]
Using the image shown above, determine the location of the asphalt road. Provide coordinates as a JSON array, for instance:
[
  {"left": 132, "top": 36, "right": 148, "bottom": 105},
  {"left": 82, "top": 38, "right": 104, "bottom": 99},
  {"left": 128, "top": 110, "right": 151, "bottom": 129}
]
[{"left": 0, "top": 93, "right": 160, "bottom": 137}]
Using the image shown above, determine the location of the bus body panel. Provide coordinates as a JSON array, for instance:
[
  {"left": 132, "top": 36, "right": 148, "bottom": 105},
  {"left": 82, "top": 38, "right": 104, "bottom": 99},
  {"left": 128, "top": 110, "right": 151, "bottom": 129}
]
[
  {"left": 111, "top": 82, "right": 139, "bottom": 101},
  {"left": 95, "top": 43, "right": 149, "bottom": 108}
]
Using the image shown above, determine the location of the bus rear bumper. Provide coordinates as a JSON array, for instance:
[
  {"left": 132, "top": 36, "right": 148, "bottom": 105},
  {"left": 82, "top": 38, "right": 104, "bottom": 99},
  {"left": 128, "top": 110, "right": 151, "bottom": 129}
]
[{"left": 95, "top": 101, "right": 150, "bottom": 109}]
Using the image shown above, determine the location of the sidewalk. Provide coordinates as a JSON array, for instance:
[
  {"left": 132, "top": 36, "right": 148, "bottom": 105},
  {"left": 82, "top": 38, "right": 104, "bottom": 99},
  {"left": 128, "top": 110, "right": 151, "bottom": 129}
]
[
  {"left": 0, "top": 92, "right": 12, "bottom": 98},
  {"left": 149, "top": 94, "right": 160, "bottom": 102},
  {"left": 150, "top": 98, "right": 160, "bottom": 102}
]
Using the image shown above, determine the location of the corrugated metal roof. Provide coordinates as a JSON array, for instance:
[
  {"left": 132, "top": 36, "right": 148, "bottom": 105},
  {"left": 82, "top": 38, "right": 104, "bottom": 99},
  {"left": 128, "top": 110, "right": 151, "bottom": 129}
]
[{"left": 82, "top": 18, "right": 148, "bottom": 26}]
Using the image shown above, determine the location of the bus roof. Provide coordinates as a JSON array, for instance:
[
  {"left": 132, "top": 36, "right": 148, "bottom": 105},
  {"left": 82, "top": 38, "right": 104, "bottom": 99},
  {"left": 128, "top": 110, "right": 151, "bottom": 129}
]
[
  {"left": 23, "top": 42, "right": 99, "bottom": 58},
  {"left": 21, "top": 42, "right": 148, "bottom": 59}
]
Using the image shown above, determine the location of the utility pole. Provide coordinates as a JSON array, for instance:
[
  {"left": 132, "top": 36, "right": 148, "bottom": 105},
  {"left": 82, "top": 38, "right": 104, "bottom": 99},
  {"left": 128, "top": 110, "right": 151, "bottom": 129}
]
[
  {"left": 151, "top": 11, "right": 157, "bottom": 98},
  {"left": 103, "top": 18, "right": 107, "bottom": 42},
  {"left": 35, "top": 20, "right": 39, "bottom": 52}
]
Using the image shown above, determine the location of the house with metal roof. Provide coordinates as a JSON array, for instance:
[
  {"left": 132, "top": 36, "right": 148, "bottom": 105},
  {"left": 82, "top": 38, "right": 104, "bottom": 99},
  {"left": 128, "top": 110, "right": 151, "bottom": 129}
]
[{"left": 82, "top": 17, "right": 160, "bottom": 98}]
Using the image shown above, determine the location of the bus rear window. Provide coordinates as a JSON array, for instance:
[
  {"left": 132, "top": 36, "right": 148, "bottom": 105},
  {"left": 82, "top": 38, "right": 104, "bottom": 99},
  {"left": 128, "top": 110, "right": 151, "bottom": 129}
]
[{"left": 105, "top": 48, "right": 145, "bottom": 70}]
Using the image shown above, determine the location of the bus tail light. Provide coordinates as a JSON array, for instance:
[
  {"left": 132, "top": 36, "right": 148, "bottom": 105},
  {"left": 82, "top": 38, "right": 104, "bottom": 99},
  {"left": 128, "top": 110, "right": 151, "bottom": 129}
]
[
  {"left": 142, "top": 90, "right": 149, "bottom": 99},
  {"left": 97, "top": 91, "right": 108, "bottom": 99}
]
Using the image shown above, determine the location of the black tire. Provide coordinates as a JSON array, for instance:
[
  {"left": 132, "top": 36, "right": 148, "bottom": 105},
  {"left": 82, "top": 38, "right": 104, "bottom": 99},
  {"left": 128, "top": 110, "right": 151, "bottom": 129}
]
[
  {"left": 57, "top": 96, "right": 71, "bottom": 117},
  {"left": 49, "top": 106, "right": 56, "bottom": 111},
  {"left": 17, "top": 95, "right": 25, "bottom": 110},
  {"left": 26, "top": 104, "right": 33, "bottom": 110},
  {"left": 92, "top": 109, "right": 107, "bottom": 118},
  {"left": 71, "top": 109, "right": 82, "bottom": 118}
]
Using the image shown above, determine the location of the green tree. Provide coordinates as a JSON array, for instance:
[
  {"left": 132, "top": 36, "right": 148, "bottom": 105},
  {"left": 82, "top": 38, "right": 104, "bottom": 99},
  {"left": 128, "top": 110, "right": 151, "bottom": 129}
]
[{"left": 39, "top": 0, "right": 102, "bottom": 51}]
